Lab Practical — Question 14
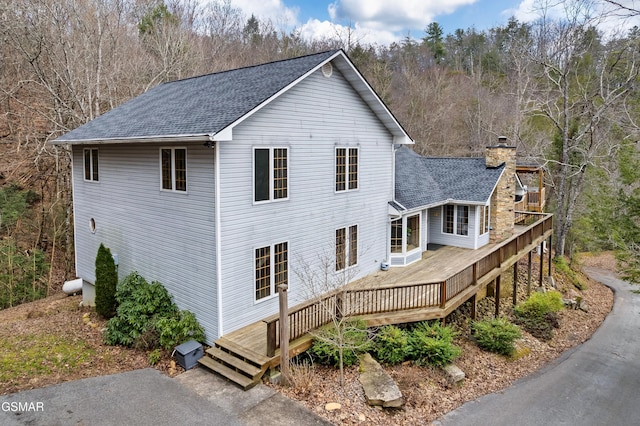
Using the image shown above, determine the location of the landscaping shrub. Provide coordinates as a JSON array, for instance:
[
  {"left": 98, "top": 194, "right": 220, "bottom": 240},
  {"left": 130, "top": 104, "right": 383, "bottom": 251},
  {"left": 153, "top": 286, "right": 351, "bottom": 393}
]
[
  {"left": 471, "top": 317, "right": 521, "bottom": 356},
  {"left": 374, "top": 325, "right": 409, "bottom": 365},
  {"left": 104, "top": 272, "right": 204, "bottom": 351},
  {"left": 95, "top": 244, "right": 118, "bottom": 318},
  {"left": 308, "top": 318, "right": 372, "bottom": 367},
  {"left": 514, "top": 291, "right": 563, "bottom": 340},
  {"left": 407, "top": 321, "right": 461, "bottom": 366}
]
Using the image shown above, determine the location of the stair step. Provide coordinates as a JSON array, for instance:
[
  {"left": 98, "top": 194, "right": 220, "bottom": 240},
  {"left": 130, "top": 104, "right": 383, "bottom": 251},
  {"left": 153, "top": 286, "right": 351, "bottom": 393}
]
[
  {"left": 198, "top": 356, "right": 256, "bottom": 390},
  {"left": 206, "top": 347, "right": 263, "bottom": 379},
  {"left": 215, "top": 337, "right": 271, "bottom": 365}
]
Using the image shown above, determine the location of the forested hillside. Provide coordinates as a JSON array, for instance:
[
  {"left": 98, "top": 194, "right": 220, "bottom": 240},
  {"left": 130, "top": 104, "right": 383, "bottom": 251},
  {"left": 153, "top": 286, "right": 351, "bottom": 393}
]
[{"left": 1, "top": 0, "right": 639, "bottom": 308}]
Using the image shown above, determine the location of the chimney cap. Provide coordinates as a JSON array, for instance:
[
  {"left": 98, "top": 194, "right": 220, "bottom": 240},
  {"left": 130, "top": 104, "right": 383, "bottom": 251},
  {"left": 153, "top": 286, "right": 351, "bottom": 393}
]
[{"left": 497, "top": 136, "right": 508, "bottom": 146}]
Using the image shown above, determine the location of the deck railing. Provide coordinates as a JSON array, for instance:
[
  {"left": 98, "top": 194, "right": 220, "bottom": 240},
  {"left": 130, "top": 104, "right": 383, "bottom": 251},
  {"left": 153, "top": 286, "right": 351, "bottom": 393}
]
[
  {"left": 265, "top": 212, "right": 553, "bottom": 357},
  {"left": 515, "top": 188, "right": 546, "bottom": 213}
]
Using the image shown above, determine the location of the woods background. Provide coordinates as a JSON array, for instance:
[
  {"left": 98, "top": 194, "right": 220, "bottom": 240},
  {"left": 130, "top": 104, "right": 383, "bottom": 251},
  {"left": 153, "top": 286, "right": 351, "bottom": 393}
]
[{"left": 1, "top": 0, "right": 639, "bottom": 308}]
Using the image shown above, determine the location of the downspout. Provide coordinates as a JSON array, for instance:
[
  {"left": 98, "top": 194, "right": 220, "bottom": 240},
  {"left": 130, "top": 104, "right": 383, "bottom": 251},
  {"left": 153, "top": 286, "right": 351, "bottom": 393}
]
[{"left": 213, "top": 138, "right": 224, "bottom": 338}]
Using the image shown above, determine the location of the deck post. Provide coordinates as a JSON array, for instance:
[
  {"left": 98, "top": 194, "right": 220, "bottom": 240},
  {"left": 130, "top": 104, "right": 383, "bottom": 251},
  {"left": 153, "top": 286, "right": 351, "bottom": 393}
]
[
  {"left": 278, "top": 284, "right": 289, "bottom": 385},
  {"left": 470, "top": 293, "right": 477, "bottom": 320},
  {"left": 440, "top": 281, "right": 447, "bottom": 308},
  {"left": 527, "top": 251, "right": 532, "bottom": 296},
  {"left": 472, "top": 263, "right": 478, "bottom": 285},
  {"left": 266, "top": 321, "right": 277, "bottom": 357},
  {"left": 494, "top": 275, "right": 501, "bottom": 317},
  {"left": 512, "top": 262, "right": 518, "bottom": 306},
  {"left": 539, "top": 242, "right": 544, "bottom": 287},
  {"left": 548, "top": 235, "right": 553, "bottom": 276}
]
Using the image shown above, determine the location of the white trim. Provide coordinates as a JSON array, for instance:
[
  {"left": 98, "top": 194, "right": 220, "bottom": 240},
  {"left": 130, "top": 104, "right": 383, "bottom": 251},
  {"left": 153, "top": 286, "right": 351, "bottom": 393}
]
[
  {"left": 335, "top": 224, "right": 359, "bottom": 271},
  {"left": 159, "top": 147, "right": 188, "bottom": 193},
  {"left": 252, "top": 146, "right": 289, "bottom": 204},
  {"left": 83, "top": 148, "right": 99, "bottom": 182},
  {"left": 253, "top": 241, "right": 289, "bottom": 304},
  {"left": 52, "top": 134, "right": 211, "bottom": 145},
  {"left": 334, "top": 146, "right": 359, "bottom": 193},
  {"left": 442, "top": 204, "right": 470, "bottom": 236},
  {"left": 214, "top": 143, "right": 224, "bottom": 337}
]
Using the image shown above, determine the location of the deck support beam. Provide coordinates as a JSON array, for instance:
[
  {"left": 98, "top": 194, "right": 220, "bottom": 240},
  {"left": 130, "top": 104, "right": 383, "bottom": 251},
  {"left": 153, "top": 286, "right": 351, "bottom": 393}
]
[
  {"left": 527, "top": 251, "right": 532, "bottom": 296},
  {"left": 539, "top": 242, "right": 544, "bottom": 287},
  {"left": 470, "top": 294, "right": 477, "bottom": 320},
  {"left": 494, "top": 275, "right": 501, "bottom": 317},
  {"left": 512, "top": 261, "right": 518, "bottom": 306},
  {"left": 548, "top": 235, "right": 553, "bottom": 277}
]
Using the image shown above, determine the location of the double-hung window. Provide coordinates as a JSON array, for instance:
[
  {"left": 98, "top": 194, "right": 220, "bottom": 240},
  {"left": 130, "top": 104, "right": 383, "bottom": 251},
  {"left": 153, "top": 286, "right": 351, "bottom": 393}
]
[
  {"left": 480, "top": 205, "right": 490, "bottom": 234},
  {"left": 83, "top": 148, "right": 99, "bottom": 182},
  {"left": 442, "top": 204, "right": 469, "bottom": 236},
  {"left": 161, "top": 148, "right": 187, "bottom": 191},
  {"left": 335, "top": 147, "right": 358, "bottom": 192},
  {"left": 336, "top": 225, "right": 358, "bottom": 271},
  {"left": 390, "top": 214, "right": 420, "bottom": 253},
  {"left": 255, "top": 242, "right": 288, "bottom": 301},
  {"left": 254, "top": 147, "right": 288, "bottom": 202}
]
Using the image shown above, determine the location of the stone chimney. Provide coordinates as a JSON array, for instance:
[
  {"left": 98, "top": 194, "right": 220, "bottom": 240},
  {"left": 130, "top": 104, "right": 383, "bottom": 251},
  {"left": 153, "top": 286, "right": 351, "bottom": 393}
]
[{"left": 486, "top": 136, "right": 516, "bottom": 243}]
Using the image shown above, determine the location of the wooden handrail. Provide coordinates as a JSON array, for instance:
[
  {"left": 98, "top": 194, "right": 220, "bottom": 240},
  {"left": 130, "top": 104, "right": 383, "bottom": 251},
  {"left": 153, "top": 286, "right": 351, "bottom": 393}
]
[{"left": 265, "top": 213, "right": 553, "bottom": 356}]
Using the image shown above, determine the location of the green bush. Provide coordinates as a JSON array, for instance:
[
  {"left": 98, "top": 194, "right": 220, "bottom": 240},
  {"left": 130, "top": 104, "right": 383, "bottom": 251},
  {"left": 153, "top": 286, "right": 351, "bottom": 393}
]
[
  {"left": 104, "top": 272, "right": 204, "bottom": 350},
  {"left": 95, "top": 244, "right": 118, "bottom": 318},
  {"left": 407, "top": 321, "right": 461, "bottom": 366},
  {"left": 374, "top": 325, "right": 409, "bottom": 365},
  {"left": 471, "top": 317, "right": 521, "bottom": 356},
  {"left": 515, "top": 291, "right": 564, "bottom": 318},
  {"left": 514, "top": 291, "right": 563, "bottom": 341},
  {"left": 156, "top": 310, "right": 206, "bottom": 350},
  {"left": 0, "top": 239, "right": 48, "bottom": 309},
  {"left": 309, "top": 318, "right": 372, "bottom": 367}
]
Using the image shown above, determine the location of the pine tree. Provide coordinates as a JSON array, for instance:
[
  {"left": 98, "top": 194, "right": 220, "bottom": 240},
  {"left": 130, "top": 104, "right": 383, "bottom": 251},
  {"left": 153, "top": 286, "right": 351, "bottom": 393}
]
[{"left": 95, "top": 243, "right": 118, "bottom": 318}]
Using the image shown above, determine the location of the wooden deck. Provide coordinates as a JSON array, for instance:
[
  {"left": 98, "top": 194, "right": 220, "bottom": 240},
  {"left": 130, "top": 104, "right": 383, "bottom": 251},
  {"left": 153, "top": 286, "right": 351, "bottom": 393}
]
[{"left": 203, "top": 212, "right": 553, "bottom": 387}]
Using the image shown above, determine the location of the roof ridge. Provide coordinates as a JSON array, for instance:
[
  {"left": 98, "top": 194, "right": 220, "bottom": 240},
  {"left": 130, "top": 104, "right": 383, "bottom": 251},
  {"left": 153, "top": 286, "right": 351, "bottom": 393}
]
[{"left": 159, "top": 49, "right": 341, "bottom": 86}]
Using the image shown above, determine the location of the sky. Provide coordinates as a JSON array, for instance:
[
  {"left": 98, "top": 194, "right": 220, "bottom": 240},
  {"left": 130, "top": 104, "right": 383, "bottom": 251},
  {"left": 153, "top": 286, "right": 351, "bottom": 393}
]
[{"left": 227, "top": 0, "right": 640, "bottom": 46}]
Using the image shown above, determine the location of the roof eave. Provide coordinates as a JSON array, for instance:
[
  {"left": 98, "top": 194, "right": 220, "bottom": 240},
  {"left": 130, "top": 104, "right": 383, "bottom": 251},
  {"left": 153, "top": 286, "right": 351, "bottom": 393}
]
[{"left": 50, "top": 133, "right": 213, "bottom": 145}]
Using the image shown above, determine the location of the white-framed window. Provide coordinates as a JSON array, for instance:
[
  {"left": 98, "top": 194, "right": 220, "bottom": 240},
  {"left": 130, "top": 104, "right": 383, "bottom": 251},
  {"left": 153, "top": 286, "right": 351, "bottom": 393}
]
[
  {"left": 335, "top": 147, "right": 358, "bottom": 192},
  {"left": 254, "top": 147, "right": 288, "bottom": 203},
  {"left": 160, "top": 148, "right": 187, "bottom": 191},
  {"left": 83, "top": 148, "right": 99, "bottom": 182},
  {"left": 442, "top": 204, "right": 469, "bottom": 236},
  {"left": 255, "top": 241, "right": 288, "bottom": 301},
  {"left": 336, "top": 225, "right": 358, "bottom": 271},
  {"left": 480, "top": 205, "right": 490, "bottom": 235},
  {"left": 390, "top": 214, "right": 421, "bottom": 254}
]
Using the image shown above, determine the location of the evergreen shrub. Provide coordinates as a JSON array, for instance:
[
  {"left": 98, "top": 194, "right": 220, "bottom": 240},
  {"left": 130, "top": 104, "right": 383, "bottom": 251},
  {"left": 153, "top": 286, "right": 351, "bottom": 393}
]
[
  {"left": 407, "top": 321, "right": 461, "bottom": 366},
  {"left": 94, "top": 244, "right": 118, "bottom": 318},
  {"left": 471, "top": 317, "right": 521, "bottom": 355}
]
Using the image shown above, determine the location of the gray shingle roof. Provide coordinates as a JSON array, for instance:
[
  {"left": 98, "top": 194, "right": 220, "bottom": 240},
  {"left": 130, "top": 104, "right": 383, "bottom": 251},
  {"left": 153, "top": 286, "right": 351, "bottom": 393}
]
[
  {"left": 395, "top": 146, "right": 504, "bottom": 210},
  {"left": 54, "top": 50, "right": 340, "bottom": 142}
]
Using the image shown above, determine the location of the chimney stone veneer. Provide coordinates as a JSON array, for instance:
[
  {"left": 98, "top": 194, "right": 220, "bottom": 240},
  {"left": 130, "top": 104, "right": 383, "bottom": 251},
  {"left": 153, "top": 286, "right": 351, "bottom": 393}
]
[{"left": 486, "top": 137, "right": 516, "bottom": 243}]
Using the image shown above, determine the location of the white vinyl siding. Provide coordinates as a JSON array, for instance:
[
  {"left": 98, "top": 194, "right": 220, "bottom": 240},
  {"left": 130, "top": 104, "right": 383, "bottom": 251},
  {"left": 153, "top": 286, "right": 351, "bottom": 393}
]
[
  {"left": 217, "top": 66, "right": 393, "bottom": 334},
  {"left": 72, "top": 143, "right": 218, "bottom": 342},
  {"left": 429, "top": 205, "right": 482, "bottom": 249}
]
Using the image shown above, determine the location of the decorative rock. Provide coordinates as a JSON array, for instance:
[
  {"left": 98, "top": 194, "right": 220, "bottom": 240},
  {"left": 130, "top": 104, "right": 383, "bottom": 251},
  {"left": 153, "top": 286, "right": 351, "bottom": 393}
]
[
  {"left": 443, "top": 364, "right": 465, "bottom": 385},
  {"left": 325, "top": 402, "right": 341, "bottom": 411},
  {"left": 358, "top": 413, "right": 366, "bottom": 422},
  {"left": 358, "top": 353, "right": 404, "bottom": 408}
]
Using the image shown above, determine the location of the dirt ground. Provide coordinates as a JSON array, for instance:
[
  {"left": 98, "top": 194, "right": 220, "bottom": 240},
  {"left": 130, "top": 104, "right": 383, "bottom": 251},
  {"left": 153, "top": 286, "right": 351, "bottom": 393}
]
[{"left": 0, "top": 252, "right": 617, "bottom": 426}]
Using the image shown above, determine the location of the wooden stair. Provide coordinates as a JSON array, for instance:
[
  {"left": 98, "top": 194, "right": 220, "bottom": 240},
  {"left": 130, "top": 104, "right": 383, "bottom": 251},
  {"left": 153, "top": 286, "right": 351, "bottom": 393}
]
[{"left": 198, "top": 337, "right": 271, "bottom": 390}]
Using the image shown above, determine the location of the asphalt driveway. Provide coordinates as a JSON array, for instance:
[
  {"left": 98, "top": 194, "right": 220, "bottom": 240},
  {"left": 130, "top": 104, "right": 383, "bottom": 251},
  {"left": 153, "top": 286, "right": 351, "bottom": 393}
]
[
  {"left": 437, "top": 268, "right": 640, "bottom": 426},
  {"left": 0, "top": 366, "right": 330, "bottom": 426}
]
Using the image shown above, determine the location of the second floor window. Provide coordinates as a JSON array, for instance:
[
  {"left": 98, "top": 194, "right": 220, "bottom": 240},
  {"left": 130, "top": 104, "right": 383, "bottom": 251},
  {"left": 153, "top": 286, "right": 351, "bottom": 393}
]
[
  {"left": 83, "top": 148, "right": 99, "bottom": 182},
  {"left": 161, "top": 148, "right": 186, "bottom": 191},
  {"left": 336, "top": 147, "right": 358, "bottom": 192},
  {"left": 254, "top": 147, "right": 288, "bottom": 202}
]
